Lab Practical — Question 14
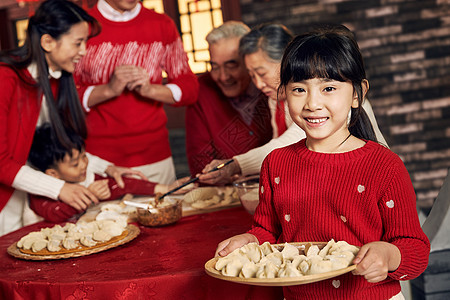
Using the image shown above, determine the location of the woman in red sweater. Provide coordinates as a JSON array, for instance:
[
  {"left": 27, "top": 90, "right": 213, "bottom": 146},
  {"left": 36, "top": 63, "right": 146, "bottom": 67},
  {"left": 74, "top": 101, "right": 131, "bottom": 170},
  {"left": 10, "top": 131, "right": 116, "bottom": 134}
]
[
  {"left": 215, "top": 25, "right": 430, "bottom": 299},
  {"left": 0, "top": 0, "right": 143, "bottom": 236}
]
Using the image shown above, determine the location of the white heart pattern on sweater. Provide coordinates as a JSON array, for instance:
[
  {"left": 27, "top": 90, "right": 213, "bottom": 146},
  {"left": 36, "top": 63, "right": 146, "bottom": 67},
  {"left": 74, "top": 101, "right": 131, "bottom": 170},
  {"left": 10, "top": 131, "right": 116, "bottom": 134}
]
[
  {"left": 332, "top": 280, "right": 340, "bottom": 288},
  {"left": 261, "top": 186, "right": 264, "bottom": 194},
  {"left": 357, "top": 185, "right": 365, "bottom": 193},
  {"left": 386, "top": 200, "right": 395, "bottom": 208},
  {"left": 285, "top": 214, "right": 291, "bottom": 222},
  {"left": 274, "top": 177, "right": 280, "bottom": 184}
]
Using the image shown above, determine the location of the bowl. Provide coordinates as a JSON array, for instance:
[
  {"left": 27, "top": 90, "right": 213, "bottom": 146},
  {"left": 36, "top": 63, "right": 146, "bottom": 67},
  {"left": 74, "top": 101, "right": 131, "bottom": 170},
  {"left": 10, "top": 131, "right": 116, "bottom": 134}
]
[
  {"left": 233, "top": 175, "right": 260, "bottom": 215},
  {"left": 136, "top": 197, "right": 182, "bottom": 227}
]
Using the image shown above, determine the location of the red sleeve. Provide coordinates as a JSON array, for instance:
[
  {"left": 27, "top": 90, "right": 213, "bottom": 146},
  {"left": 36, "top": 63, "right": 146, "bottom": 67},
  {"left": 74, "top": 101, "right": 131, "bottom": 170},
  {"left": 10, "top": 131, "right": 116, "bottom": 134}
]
[
  {"left": 378, "top": 161, "right": 430, "bottom": 281},
  {"left": 29, "top": 194, "right": 78, "bottom": 223},
  {"left": 161, "top": 17, "right": 198, "bottom": 107},
  {"left": 185, "top": 101, "right": 217, "bottom": 176},
  {"left": 101, "top": 176, "right": 157, "bottom": 199},
  {"left": 247, "top": 154, "right": 280, "bottom": 244}
]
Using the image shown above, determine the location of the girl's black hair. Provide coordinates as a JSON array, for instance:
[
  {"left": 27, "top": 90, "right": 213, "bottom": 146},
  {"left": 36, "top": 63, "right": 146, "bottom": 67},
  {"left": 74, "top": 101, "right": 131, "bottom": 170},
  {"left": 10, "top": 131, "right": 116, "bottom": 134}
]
[
  {"left": 279, "top": 24, "right": 377, "bottom": 142},
  {"left": 29, "top": 123, "right": 85, "bottom": 172},
  {"left": 0, "top": 0, "right": 100, "bottom": 149}
]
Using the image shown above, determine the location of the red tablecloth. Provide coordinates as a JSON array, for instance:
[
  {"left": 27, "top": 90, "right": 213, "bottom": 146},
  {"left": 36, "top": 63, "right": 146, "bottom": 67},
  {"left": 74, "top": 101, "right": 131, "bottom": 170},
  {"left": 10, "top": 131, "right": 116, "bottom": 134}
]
[{"left": 0, "top": 207, "right": 283, "bottom": 300}]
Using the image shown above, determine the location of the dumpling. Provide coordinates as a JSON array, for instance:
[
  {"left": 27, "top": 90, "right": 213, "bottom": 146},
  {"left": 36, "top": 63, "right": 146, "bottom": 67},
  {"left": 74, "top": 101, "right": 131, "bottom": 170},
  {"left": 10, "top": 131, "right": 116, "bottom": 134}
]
[
  {"left": 278, "top": 261, "right": 303, "bottom": 278},
  {"left": 31, "top": 239, "right": 48, "bottom": 252},
  {"left": 299, "top": 260, "right": 310, "bottom": 274},
  {"left": 239, "top": 261, "right": 260, "bottom": 278},
  {"left": 256, "top": 261, "right": 279, "bottom": 278},
  {"left": 329, "top": 241, "right": 359, "bottom": 255},
  {"left": 80, "top": 235, "right": 97, "bottom": 247},
  {"left": 260, "top": 241, "right": 278, "bottom": 256},
  {"left": 239, "top": 242, "right": 263, "bottom": 263},
  {"left": 281, "top": 242, "right": 299, "bottom": 260},
  {"left": 318, "top": 239, "right": 335, "bottom": 258},
  {"left": 62, "top": 237, "right": 79, "bottom": 250},
  {"left": 47, "top": 239, "right": 62, "bottom": 252},
  {"left": 97, "top": 220, "right": 125, "bottom": 237},
  {"left": 221, "top": 257, "right": 248, "bottom": 277},
  {"left": 17, "top": 232, "right": 45, "bottom": 249},
  {"left": 306, "top": 245, "right": 320, "bottom": 257},
  {"left": 291, "top": 255, "right": 307, "bottom": 269},
  {"left": 326, "top": 255, "right": 352, "bottom": 270},
  {"left": 92, "top": 230, "right": 112, "bottom": 242},
  {"left": 262, "top": 251, "right": 284, "bottom": 267},
  {"left": 308, "top": 259, "right": 333, "bottom": 275}
]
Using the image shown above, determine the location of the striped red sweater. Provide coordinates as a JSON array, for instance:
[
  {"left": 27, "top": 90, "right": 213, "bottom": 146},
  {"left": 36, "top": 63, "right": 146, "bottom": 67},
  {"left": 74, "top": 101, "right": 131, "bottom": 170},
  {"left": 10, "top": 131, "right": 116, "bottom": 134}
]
[
  {"left": 249, "top": 139, "right": 430, "bottom": 300},
  {"left": 74, "top": 6, "right": 198, "bottom": 167}
]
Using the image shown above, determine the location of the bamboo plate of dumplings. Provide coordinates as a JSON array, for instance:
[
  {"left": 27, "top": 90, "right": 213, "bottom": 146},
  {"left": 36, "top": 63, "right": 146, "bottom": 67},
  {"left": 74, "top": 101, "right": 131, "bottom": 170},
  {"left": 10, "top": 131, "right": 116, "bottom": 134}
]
[
  {"left": 7, "top": 224, "right": 140, "bottom": 261},
  {"left": 204, "top": 242, "right": 357, "bottom": 286}
]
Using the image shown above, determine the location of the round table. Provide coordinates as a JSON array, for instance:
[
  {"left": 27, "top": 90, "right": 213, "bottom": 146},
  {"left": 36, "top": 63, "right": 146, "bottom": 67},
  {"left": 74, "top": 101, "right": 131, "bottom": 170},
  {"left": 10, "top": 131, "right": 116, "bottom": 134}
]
[{"left": 0, "top": 206, "right": 283, "bottom": 300}]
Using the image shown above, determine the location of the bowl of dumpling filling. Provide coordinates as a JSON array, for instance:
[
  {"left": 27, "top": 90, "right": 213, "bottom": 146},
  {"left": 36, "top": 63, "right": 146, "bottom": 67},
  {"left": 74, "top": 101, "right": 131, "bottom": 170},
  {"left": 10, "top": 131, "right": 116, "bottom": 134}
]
[
  {"left": 136, "top": 196, "right": 182, "bottom": 227},
  {"left": 233, "top": 175, "right": 260, "bottom": 215}
]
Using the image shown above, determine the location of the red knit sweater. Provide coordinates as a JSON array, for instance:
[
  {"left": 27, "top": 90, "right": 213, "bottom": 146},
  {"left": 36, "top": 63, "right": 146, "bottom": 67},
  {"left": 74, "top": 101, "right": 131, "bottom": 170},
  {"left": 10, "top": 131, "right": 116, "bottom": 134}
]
[
  {"left": 0, "top": 65, "right": 43, "bottom": 211},
  {"left": 249, "top": 139, "right": 430, "bottom": 300},
  {"left": 74, "top": 6, "right": 199, "bottom": 167},
  {"left": 185, "top": 73, "right": 273, "bottom": 176},
  {"left": 29, "top": 175, "right": 156, "bottom": 223}
]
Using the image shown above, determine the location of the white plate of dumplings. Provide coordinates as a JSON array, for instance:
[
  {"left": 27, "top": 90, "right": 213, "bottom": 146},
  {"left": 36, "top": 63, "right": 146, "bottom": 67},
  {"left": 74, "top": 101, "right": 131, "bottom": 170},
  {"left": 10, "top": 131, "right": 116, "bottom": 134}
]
[{"left": 205, "top": 239, "right": 359, "bottom": 286}]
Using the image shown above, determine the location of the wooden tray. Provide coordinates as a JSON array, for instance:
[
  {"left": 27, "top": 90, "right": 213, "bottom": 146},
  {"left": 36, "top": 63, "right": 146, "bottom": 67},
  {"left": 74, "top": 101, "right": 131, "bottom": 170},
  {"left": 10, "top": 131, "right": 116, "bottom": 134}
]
[
  {"left": 204, "top": 242, "right": 357, "bottom": 286},
  {"left": 7, "top": 224, "right": 140, "bottom": 261}
]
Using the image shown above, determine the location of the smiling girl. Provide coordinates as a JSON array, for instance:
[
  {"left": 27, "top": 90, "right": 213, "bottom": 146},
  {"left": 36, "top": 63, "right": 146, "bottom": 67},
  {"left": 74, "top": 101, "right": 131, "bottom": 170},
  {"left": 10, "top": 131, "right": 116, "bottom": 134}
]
[
  {"left": 0, "top": 0, "right": 143, "bottom": 235},
  {"left": 215, "top": 25, "right": 430, "bottom": 299}
]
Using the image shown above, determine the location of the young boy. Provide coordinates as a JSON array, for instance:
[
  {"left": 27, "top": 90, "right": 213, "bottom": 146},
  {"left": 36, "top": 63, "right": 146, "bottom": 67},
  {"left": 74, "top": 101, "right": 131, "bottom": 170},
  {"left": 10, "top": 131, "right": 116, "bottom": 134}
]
[{"left": 28, "top": 124, "right": 187, "bottom": 223}]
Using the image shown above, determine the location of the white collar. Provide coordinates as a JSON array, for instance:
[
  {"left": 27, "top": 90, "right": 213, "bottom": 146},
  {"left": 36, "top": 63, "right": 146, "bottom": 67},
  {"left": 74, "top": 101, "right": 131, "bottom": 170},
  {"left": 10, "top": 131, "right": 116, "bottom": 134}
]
[
  {"left": 97, "top": 0, "right": 141, "bottom": 22},
  {"left": 27, "top": 63, "right": 62, "bottom": 80}
]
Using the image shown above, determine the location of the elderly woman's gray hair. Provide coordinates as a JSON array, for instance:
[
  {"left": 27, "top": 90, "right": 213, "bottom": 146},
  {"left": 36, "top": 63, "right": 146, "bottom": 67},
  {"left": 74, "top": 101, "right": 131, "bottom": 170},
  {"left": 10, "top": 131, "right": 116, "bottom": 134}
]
[
  {"left": 206, "top": 21, "right": 250, "bottom": 45},
  {"left": 239, "top": 23, "right": 293, "bottom": 62}
]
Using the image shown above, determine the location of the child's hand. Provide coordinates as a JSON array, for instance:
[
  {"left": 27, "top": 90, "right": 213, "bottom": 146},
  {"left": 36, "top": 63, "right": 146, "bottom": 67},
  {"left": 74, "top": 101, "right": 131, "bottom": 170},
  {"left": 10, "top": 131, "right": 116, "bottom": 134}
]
[
  {"left": 352, "top": 241, "right": 401, "bottom": 283},
  {"left": 105, "top": 165, "right": 147, "bottom": 188},
  {"left": 59, "top": 183, "right": 99, "bottom": 211},
  {"left": 215, "top": 233, "right": 258, "bottom": 257},
  {"left": 88, "top": 179, "right": 111, "bottom": 200}
]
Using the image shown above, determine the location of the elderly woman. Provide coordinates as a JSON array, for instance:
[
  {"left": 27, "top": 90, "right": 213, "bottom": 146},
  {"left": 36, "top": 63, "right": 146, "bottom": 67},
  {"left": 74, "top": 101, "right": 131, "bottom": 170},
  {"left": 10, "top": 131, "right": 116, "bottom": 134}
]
[{"left": 199, "top": 23, "right": 387, "bottom": 185}]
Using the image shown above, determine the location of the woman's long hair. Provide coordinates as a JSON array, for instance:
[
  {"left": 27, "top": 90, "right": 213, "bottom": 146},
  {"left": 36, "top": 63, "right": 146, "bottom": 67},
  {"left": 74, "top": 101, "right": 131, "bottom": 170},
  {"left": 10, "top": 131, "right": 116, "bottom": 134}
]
[
  {"left": 0, "top": 0, "right": 100, "bottom": 148},
  {"left": 278, "top": 24, "right": 377, "bottom": 142}
]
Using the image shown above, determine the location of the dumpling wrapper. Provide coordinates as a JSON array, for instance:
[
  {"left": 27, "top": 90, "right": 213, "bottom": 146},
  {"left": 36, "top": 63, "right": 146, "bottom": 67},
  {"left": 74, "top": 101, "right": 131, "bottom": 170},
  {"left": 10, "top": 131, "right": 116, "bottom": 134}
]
[
  {"left": 47, "top": 239, "right": 61, "bottom": 252},
  {"left": 281, "top": 242, "right": 299, "bottom": 260},
  {"left": 80, "top": 235, "right": 97, "bottom": 247},
  {"left": 31, "top": 239, "right": 48, "bottom": 252},
  {"left": 239, "top": 242, "right": 263, "bottom": 263},
  {"left": 62, "top": 237, "right": 79, "bottom": 250}
]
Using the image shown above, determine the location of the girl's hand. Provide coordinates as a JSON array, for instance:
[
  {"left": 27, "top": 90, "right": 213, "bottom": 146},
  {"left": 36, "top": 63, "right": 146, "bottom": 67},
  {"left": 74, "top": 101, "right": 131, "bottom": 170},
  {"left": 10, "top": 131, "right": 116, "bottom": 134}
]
[
  {"left": 88, "top": 179, "right": 111, "bottom": 200},
  {"left": 215, "top": 233, "right": 258, "bottom": 257},
  {"left": 105, "top": 165, "right": 147, "bottom": 189},
  {"left": 59, "top": 183, "right": 99, "bottom": 211},
  {"left": 352, "top": 241, "right": 401, "bottom": 283},
  {"left": 198, "top": 159, "right": 241, "bottom": 186}
]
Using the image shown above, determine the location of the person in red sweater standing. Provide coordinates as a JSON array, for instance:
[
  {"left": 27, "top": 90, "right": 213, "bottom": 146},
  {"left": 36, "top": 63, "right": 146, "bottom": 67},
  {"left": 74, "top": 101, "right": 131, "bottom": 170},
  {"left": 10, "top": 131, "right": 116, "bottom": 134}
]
[
  {"left": 215, "top": 25, "right": 430, "bottom": 299},
  {"left": 28, "top": 124, "right": 190, "bottom": 223},
  {"left": 0, "top": 0, "right": 143, "bottom": 236},
  {"left": 74, "top": 0, "right": 199, "bottom": 185},
  {"left": 185, "top": 21, "right": 273, "bottom": 179}
]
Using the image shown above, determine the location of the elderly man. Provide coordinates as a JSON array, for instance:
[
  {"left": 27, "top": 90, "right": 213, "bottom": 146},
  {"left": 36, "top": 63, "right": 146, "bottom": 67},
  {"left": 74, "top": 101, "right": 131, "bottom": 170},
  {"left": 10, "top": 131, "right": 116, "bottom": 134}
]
[{"left": 185, "top": 21, "right": 273, "bottom": 177}]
